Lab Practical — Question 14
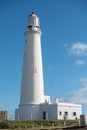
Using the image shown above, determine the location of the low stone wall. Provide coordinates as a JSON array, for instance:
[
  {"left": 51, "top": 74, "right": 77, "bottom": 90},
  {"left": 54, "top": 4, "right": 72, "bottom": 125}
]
[
  {"left": 4, "top": 128, "right": 84, "bottom": 130},
  {"left": 19, "top": 126, "right": 87, "bottom": 130},
  {"left": 33, "top": 126, "right": 87, "bottom": 130},
  {"left": 62, "top": 125, "right": 87, "bottom": 130}
]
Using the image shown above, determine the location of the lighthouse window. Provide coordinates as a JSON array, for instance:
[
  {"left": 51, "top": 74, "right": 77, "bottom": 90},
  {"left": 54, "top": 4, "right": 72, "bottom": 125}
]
[
  {"left": 34, "top": 20, "right": 36, "bottom": 25},
  {"left": 32, "top": 20, "right": 34, "bottom": 25}
]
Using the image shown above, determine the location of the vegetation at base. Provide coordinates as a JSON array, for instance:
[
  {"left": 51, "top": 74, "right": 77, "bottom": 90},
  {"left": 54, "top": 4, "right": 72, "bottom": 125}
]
[
  {"left": 0, "top": 120, "right": 79, "bottom": 129},
  {"left": 0, "top": 121, "right": 10, "bottom": 129}
]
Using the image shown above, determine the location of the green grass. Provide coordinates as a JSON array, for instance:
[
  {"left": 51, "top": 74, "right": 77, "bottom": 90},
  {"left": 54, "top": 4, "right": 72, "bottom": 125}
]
[{"left": 0, "top": 120, "right": 79, "bottom": 129}]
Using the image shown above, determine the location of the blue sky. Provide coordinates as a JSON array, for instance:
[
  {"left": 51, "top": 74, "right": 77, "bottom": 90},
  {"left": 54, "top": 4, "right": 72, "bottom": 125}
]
[{"left": 0, "top": 0, "right": 87, "bottom": 119}]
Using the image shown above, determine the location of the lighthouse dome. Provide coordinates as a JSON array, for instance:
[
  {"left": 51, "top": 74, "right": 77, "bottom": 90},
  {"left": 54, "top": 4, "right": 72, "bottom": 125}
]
[{"left": 28, "top": 11, "right": 40, "bottom": 27}]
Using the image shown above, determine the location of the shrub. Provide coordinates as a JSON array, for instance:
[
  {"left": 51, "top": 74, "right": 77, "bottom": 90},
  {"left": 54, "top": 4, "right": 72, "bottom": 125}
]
[{"left": 0, "top": 121, "right": 9, "bottom": 129}]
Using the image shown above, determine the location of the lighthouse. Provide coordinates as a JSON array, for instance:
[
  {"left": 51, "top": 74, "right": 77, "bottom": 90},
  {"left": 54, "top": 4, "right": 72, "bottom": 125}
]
[
  {"left": 20, "top": 11, "right": 44, "bottom": 105},
  {"left": 15, "top": 12, "right": 45, "bottom": 120},
  {"left": 15, "top": 12, "right": 82, "bottom": 120}
]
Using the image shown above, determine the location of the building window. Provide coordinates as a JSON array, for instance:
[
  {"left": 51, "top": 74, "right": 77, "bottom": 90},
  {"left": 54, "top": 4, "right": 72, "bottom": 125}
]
[
  {"left": 59, "top": 111, "right": 62, "bottom": 116},
  {"left": 73, "top": 112, "right": 76, "bottom": 116},
  {"left": 64, "top": 111, "right": 68, "bottom": 116}
]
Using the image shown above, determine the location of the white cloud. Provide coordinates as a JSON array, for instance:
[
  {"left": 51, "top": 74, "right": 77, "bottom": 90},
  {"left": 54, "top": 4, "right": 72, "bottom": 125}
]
[
  {"left": 69, "top": 42, "right": 87, "bottom": 56},
  {"left": 70, "top": 87, "right": 87, "bottom": 105},
  {"left": 60, "top": 78, "right": 87, "bottom": 105},
  {"left": 75, "top": 60, "right": 85, "bottom": 65},
  {"left": 64, "top": 43, "right": 68, "bottom": 48},
  {"left": 80, "top": 78, "right": 87, "bottom": 85}
]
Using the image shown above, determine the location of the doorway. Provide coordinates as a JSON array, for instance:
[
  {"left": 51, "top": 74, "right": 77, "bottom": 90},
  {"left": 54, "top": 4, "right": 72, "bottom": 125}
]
[{"left": 43, "top": 111, "right": 46, "bottom": 120}]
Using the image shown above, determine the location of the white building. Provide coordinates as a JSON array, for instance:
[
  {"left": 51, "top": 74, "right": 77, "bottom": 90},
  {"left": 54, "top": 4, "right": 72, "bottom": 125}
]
[{"left": 15, "top": 12, "right": 82, "bottom": 120}]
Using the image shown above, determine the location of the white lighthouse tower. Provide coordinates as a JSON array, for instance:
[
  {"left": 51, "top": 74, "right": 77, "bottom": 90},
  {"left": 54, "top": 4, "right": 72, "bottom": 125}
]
[
  {"left": 20, "top": 11, "right": 44, "bottom": 105},
  {"left": 15, "top": 12, "right": 45, "bottom": 120}
]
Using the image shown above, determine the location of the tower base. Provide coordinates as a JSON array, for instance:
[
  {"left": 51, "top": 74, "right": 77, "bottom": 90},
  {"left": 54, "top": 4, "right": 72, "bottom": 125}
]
[
  {"left": 15, "top": 104, "right": 42, "bottom": 120},
  {"left": 15, "top": 101, "right": 82, "bottom": 120}
]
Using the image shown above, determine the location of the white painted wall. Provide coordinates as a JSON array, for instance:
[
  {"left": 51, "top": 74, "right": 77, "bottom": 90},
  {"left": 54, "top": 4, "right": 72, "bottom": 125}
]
[
  {"left": 15, "top": 105, "right": 41, "bottom": 120},
  {"left": 44, "top": 96, "right": 50, "bottom": 103},
  {"left": 48, "top": 104, "right": 58, "bottom": 120},
  {"left": 15, "top": 102, "right": 82, "bottom": 120},
  {"left": 58, "top": 103, "right": 82, "bottom": 120}
]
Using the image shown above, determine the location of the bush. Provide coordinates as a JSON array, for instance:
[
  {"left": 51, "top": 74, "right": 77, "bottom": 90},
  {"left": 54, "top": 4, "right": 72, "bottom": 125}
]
[{"left": 0, "top": 121, "right": 10, "bottom": 129}]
